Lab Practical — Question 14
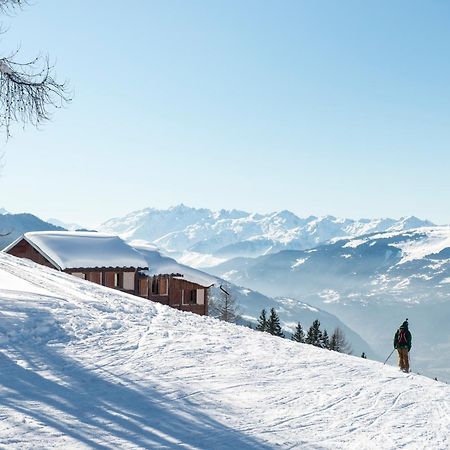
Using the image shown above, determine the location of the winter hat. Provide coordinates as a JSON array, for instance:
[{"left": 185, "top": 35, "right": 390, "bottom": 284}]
[{"left": 401, "top": 319, "right": 409, "bottom": 328}]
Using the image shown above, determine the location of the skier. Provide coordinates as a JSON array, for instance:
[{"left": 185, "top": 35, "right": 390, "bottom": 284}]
[{"left": 393, "top": 319, "right": 412, "bottom": 373}]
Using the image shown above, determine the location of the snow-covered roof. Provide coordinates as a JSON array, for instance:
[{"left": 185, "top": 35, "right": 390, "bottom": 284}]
[
  {"left": 131, "top": 241, "right": 216, "bottom": 287},
  {"left": 4, "top": 231, "right": 148, "bottom": 271}
]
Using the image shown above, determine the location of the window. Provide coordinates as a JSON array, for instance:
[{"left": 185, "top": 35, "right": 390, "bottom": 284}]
[
  {"left": 151, "top": 277, "right": 160, "bottom": 294},
  {"left": 123, "top": 272, "right": 134, "bottom": 290},
  {"left": 190, "top": 290, "right": 197, "bottom": 304},
  {"left": 181, "top": 289, "right": 187, "bottom": 305},
  {"left": 114, "top": 273, "right": 122, "bottom": 288},
  {"left": 197, "top": 289, "right": 205, "bottom": 305}
]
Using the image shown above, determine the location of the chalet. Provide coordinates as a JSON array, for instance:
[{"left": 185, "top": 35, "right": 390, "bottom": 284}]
[
  {"left": 3, "top": 231, "right": 149, "bottom": 295},
  {"left": 4, "top": 231, "right": 213, "bottom": 316}
]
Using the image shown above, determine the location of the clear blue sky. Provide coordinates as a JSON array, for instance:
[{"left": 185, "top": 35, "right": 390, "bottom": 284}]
[{"left": 1, "top": 0, "right": 450, "bottom": 226}]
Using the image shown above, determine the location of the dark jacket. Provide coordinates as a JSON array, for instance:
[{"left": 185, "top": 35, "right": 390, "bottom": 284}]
[{"left": 394, "top": 326, "right": 412, "bottom": 351}]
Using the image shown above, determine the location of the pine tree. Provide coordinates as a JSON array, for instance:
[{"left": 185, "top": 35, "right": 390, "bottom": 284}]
[
  {"left": 321, "top": 329, "right": 330, "bottom": 349},
  {"left": 329, "top": 332, "right": 338, "bottom": 351},
  {"left": 291, "top": 322, "right": 305, "bottom": 343},
  {"left": 267, "top": 308, "right": 285, "bottom": 337},
  {"left": 330, "top": 327, "right": 353, "bottom": 354},
  {"left": 255, "top": 309, "right": 268, "bottom": 332},
  {"left": 305, "top": 319, "right": 322, "bottom": 347}
]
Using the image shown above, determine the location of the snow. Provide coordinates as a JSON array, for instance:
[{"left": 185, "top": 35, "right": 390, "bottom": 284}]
[
  {"left": 291, "top": 257, "right": 307, "bottom": 268},
  {"left": 178, "top": 251, "right": 227, "bottom": 269},
  {"left": 0, "top": 255, "right": 450, "bottom": 449},
  {"left": 319, "top": 289, "right": 341, "bottom": 304},
  {"left": 1, "top": 253, "right": 450, "bottom": 449},
  {"left": 391, "top": 227, "right": 450, "bottom": 264},
  {"left": 98, "top": 205, "right": 434, "bottom": 265},
  {"left": 4, "top": 231, "right": 149, "bottom": 270}
]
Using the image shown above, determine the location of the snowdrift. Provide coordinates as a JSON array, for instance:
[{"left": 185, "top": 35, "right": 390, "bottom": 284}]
[{"left": 0, "top": 253, "right": 449, "bottom": 449}]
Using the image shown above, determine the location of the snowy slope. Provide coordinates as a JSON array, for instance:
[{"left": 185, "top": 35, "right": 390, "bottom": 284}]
[
  {"left": 0, "top": 253, "right": 449, "bottom": 449},
  {"left": 132, "top": 241, "right": 372, "bottom": 356},
  {"left": 97, "top": 205, "right": 434, "bottom": 266},
  {"left": 209, "top": 226, "right": 450, "bottom": 381}
]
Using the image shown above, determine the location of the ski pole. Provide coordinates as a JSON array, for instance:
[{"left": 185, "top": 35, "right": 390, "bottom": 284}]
[{"left": 383, "top": 349, "right": 395, "bottom": 365}]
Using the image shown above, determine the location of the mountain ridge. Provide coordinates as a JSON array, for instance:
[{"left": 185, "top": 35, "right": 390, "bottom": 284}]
[{"left": 97, "top": 205, "right": 435, "bottom": 266}]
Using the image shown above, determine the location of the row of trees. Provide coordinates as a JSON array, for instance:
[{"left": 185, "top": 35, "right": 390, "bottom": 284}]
[
  {"left": 255, "top": 308, "right": 352, "bottom": 354},
  {"left": 291, "top": 319, "right": 352, "bottom": 353},
  {"left": 209, "top": 288, "right": 353, "bottom": 355}
]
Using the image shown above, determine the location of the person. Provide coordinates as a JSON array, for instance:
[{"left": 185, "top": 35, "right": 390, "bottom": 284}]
[{"left": 393, "top": 319, "right": 412, "bottom": 372}]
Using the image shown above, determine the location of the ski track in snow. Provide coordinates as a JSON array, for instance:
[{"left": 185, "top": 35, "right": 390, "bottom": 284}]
[{"left": 0, "top": 253, "right": 449, "bottom": 449}]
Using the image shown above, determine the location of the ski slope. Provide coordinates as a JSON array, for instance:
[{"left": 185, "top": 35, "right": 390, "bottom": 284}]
[{"left": 0, "top": 253, "right": 449, "bottom": 449}]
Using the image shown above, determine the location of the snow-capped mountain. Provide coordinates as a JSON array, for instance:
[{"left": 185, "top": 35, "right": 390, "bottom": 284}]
[
  {"left": 208, "top": 226, "right": 450, "bottom": 380},
  {"left": 98, "top": 205, "right": 434, "bottom": 266},
  {"left": 131, "top": 240, "right": 372, "bottom": 356},
  {"left": 1, "top": 252, "right": 449, "bottom": 449},
  {"left": 0, "top": 213, "right": 64, "bottom": 250}
]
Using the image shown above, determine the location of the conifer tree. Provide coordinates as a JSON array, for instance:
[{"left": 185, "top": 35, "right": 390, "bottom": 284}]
[
  {"left": 267, "top": 307, "right": 285, "bottom": 337},
  {"left": 291, "top": 322, "right": 305, "bottom": 343},
  {"left": 330, "top": 327, "right": 352, "bottom": 354},
  {"left": 305, "top": 319, "right": 322, "bottom": 347},
  {"left": 255, "top": 309, "right": 268, "bottom": 332},
  {"left": 321, "top": 329, "right": 330, "bottom": 349}
]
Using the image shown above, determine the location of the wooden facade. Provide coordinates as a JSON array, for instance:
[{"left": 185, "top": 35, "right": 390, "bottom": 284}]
[
  {"left": 137, "top": 274, "right": 209, "bottom": 316},
  {"left": 6, "top": 237, "right": 210, "bottom": 316}
]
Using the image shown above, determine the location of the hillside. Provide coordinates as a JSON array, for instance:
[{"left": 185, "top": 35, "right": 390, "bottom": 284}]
[
  {"left": 0, "top": 253, "right": 449, "bottom": 449},
  {"left": 97, "top": 205, "right": 433, "bottom": 266},
  {"left": 208, "top": 226, "right": 450, "bottom": 380},
  {"left": 132, "top": 241, "right": 373, "bottom": 356}
]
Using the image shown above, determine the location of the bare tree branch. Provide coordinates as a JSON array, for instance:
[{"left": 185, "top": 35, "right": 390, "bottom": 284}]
[
  {"left": 0, "top": 54, "right": 70, "bottom": 137},
  {"left": 0, "top": 0, "right": 28, "bottom": 14}
]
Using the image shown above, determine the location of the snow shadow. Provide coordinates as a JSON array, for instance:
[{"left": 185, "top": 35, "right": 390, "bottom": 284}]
[{"left": 0, "top": 308, "right": 272, "bottom": 449}]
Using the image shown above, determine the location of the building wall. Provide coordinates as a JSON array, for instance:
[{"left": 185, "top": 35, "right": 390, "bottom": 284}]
[
  {"left": 67, "top": 269, "right": 137, "bottom": 295},
  {"left": 144, "top": 275, "right": 209, "bottom": 316},
  {"left": 6, "top": 239, "right": 57, "bottom": 269}
]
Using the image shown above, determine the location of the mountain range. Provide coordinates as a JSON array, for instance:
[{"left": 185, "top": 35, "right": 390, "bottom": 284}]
[{"left": 98, "top": 205, "right": 434, "bottom": 266}]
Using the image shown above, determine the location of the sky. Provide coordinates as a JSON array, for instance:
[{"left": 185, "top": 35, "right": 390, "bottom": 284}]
[{"left": 1, "top": 0, "right": 450, "bottom": 226}]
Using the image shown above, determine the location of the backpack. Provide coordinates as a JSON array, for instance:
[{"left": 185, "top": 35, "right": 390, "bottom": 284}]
[{"left": 397, "top": 328, "right": 408, "bottom": 346}]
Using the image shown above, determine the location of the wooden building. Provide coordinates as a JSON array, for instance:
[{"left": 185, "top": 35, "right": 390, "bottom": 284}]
[
  {"left": 4, "top": 231, "right": 149, "bottom": 295},
  {"left": 137, "top": 272, "right": 210, "bottom": 316},
  {"left": 4, "top": 231, "right": 212, "bottom": 316}
]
